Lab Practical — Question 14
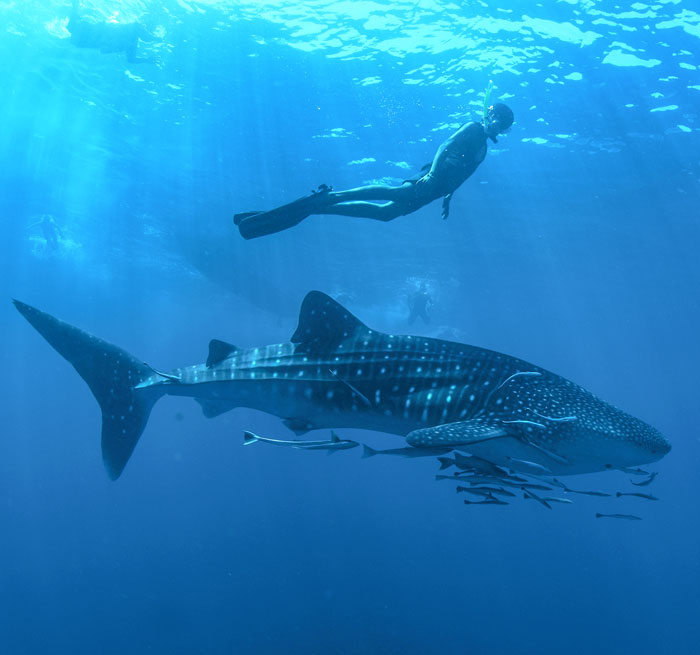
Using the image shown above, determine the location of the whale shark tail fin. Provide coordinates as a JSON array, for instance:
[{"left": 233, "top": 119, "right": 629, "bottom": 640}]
[{"left": 13, "top": 300, "right": 163, "bottom": 480}]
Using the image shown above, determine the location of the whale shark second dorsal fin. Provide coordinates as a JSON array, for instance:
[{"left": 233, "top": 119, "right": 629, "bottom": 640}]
[
  {"left": 291, "top": 291, "right": 370, "bottom": 353},
  {"left": 206, "top": 339, "right": 238, "bottom": 367}
]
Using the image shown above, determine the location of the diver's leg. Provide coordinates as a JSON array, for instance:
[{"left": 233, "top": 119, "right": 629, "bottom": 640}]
[
  {"left": 235, "top": 182, "right": 417, "bottom": 238},
  {"left": 327, "top": 182, "right": 414, "bottom": 203},
  {"left": 319, "top": 201, "right": 411, "bottom": 222}
]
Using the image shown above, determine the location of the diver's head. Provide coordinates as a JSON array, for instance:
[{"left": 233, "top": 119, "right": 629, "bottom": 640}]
[{"left": 485, "top": 103, "right": 514, "bottom": 142}]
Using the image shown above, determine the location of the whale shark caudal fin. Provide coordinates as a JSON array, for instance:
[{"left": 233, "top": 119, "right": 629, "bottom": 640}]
[{"left": 12, "top": 300, "right": 164, "bottom": 480}]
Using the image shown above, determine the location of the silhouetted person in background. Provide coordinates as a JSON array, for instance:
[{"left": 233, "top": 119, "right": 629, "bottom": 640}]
[
  {"left": 407, "top": 284, "right": 433, "bottom": 325},
  {"left": 234, "top": 103, "right": 514, "bottom": 239},
  {"left": 68, "top": 0, "right": 154, "bottom": 63},
  {"left": 28, "top": 215, "right": 64, "bottom": 251}
]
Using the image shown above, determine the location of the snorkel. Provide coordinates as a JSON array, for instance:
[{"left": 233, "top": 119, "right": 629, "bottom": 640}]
[
  {"left": 482, "top": 80, "right": 499, "bottom": 143},
  {"left": 482, "top": 80, "right": 494, "bottom": 124}
]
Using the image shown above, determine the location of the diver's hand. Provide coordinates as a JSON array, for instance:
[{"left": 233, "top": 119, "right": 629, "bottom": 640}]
[{"left": 441, "top": 193, "right": 452, "bottom": 220}]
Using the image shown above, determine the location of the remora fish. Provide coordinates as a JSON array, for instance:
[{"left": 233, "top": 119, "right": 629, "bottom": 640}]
[
  {"left": 13, "top": 292, "right": 671, "bottom": 480},
  {"left": 363, "top": 445, "right": 451, "bottom": 459},
  {"left": 454, "top": 453, "right": 509, "bottom": 477},
  {"left": 456, "top": 486, "right": 516, "bottom": 498},
  {"left": 506, "top": 457, "right": 551, "bottom": 475},
  {"left": 464, "top": 498, "right": 509, "bottom": 506},
  {"left": 455, "top": 486, "right": 498, "bottom": 498},
  {"left": 595, "top": 513, "right": 642, "bottom": 521},
  {"left": 435, "top": 474, "right": 542, "bottom": 489},
  {"left": 244, "top": 430, "right": 358, "bottom": 452},
  {"left": 568, "top": 489, "right": 612, "bottom": 497},
  {"left": 615, "top": 492, "right": 659, "bottom": 501},
  {"left": 522, "top": 490, "right": 572, "bottom": 505},
  {"left": 631, "top": 472, "right": 658, "bottom": 487},
  {"left": 522, "top": 488, "right": 552, "bottom": 510}
]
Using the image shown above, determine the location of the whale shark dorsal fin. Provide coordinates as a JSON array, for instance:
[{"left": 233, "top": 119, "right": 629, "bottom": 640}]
[
  {"left": 291, "top": 291, "right": 370, "bottom": 353},
  {"left": 206, "top": 339, "right": 238, "bottom": 367}
]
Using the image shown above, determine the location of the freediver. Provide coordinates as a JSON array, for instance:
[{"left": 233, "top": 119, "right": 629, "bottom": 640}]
[
  {"left": 28, "top": 215, "right": 64, "bottom": 251},
  {"left": 67, "top": 0, "right": 154, "bottom": 64},
  {"left": 234, "top": 95, "right": 514, "bottom": 240},
  {"left": 407, "top": 284, "right": 433, "bottom": 325}
]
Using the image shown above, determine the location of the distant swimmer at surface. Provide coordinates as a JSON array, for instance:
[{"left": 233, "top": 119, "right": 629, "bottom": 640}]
[
  {"left": 68, "top": 0, "right": 155, "bottom": 63},
  {"left": 234, "top": 95, "right": 514, "bottom": 240}
]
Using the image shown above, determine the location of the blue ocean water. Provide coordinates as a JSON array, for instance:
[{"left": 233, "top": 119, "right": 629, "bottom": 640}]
[{"left": 1, "top": 1, "right": 699, "bottom": 653}]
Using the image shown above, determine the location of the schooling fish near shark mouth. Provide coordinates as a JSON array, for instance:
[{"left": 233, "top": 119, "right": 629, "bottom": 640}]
[{"left": 13, "top": 291, "right": 670, "bottom": 480}]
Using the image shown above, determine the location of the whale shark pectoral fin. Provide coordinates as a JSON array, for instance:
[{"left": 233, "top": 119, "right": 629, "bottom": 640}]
[
  {"left": 406, "top": 418, "right": 509, "bottom": 448},
  {"left": 206, "top": 339, "right": 238, "bottom": 368},
  {"left": 291, "top": 291, "right": 371, "bottom": 354},
  {"left": 282, "top": 417, "right": 315, "bottom": 435},
  {"left": 195, "top": 398, "right": 237, "bottom": 418}
]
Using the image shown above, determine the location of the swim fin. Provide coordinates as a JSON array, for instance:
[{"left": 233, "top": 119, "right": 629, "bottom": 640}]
[
  {"left": 234, "top": 185, "right": 332, "bottom": 240},
  {"left": 233, "top": 211, "right": 263, "bottom": 225}
]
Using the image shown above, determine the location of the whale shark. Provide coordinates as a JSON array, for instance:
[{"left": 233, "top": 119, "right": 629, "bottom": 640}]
[{"left": 13, "top": 291, "right": 670, "bottom": 480}]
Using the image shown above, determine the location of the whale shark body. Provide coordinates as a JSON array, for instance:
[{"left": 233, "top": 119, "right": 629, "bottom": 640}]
[{"left": 13, "top": 291, "right": 670, "bottom": 480}]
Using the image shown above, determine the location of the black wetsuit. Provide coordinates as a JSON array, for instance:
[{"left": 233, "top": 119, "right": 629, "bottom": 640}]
[
  {"left": 235, "top": 121, "right": 490, "bottom": 239},
  {"left": 31, "top": 215, "right": 63, "bottom": 250},
  {"left": 407, "top": 291, "right": 432, "bottom": 325},
  {"left": 320, "top": 121, "right": 488, "bottom": 221}
]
